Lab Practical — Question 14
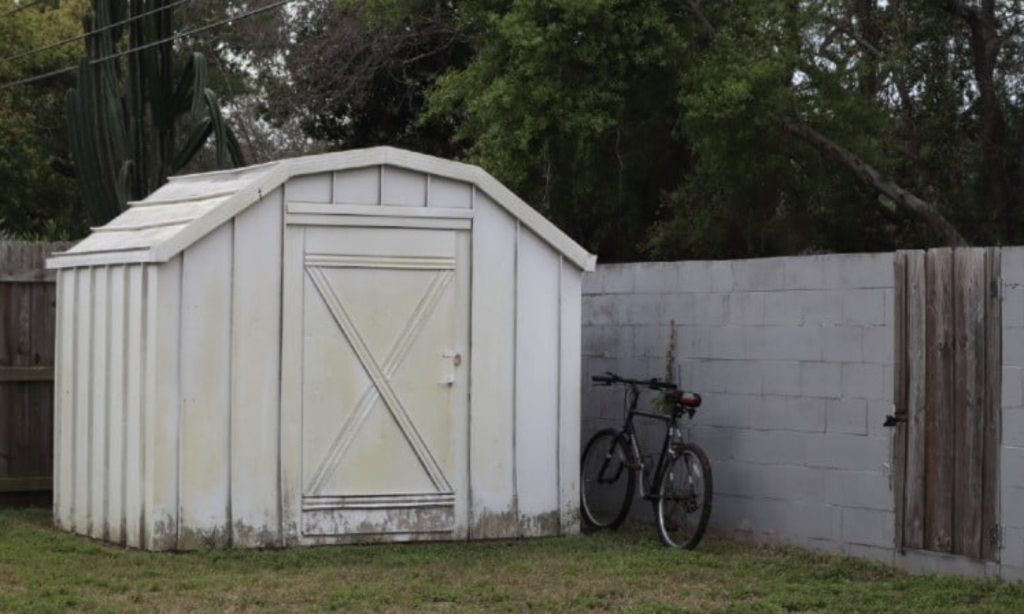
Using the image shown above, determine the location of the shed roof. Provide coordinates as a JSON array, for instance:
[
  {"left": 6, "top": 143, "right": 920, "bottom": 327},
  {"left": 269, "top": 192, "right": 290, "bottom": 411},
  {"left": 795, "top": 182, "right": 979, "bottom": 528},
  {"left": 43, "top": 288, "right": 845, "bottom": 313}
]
[{"left": 48, "top": 147, "right": 596, "bottom": 271}]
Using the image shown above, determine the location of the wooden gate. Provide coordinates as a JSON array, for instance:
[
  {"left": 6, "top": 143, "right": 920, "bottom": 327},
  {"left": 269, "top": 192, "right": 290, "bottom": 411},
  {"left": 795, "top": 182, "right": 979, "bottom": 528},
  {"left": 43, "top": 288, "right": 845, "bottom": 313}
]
[
  {"left": 892, "top": 248, "right": 1001, "bottom": 561},
  {"left": 1, "top": 241, "right": 72, "bottom": 504}
]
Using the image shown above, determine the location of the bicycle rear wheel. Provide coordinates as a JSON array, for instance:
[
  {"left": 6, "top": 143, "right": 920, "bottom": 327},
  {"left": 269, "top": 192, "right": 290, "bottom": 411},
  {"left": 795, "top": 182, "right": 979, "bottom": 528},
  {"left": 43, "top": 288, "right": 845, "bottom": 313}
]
[
  {"left": 655, "top": 442, "right": 712, "bottom": 549},
  {"left": 580, "top": 428, "right": 635, "bottom": 530}
]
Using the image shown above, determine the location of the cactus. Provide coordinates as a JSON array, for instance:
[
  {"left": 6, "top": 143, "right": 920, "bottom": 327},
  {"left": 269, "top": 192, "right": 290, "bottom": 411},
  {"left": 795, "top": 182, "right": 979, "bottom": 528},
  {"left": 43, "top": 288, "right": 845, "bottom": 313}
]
[{"left": 67, "top": 0, "right": 245, "bottom": 226}]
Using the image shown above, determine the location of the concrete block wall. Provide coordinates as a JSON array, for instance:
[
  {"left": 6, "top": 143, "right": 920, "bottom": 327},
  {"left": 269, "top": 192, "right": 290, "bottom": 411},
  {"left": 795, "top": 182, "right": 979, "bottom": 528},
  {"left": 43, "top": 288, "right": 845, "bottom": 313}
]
[
  {"left": 1000, "top": 247, "right": 1024, "bottom": 578},
  {"left": 582, "top": 254, "right": 897, "bottom": 557}
]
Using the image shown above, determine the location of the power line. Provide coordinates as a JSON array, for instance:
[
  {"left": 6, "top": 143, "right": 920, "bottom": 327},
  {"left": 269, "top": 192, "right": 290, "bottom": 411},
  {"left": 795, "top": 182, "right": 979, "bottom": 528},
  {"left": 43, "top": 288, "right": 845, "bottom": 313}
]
[
  {"left": 1, "top": 0, "right": 49, "bottom": 19},
  {"left": 0, "top": 0, "right": 291, "bottom": 91},
  {"left": 1, "top": 0, "right": 196, "bottom": 66}
]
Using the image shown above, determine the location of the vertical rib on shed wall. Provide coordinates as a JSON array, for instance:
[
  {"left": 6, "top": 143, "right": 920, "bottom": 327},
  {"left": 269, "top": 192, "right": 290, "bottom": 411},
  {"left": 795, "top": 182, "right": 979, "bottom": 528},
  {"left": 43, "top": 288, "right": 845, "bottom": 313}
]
[
  {"left": 54, "top": 264, "right": 151, "bottom": 548},
  {"left": 230, "top": 187, "right": 284, "bottom": 548},
  {"left": 514, "top": 226, "right": 562, "bottom": 537},
  {"left": 178, "top": 224, "right": 234, "bottom": 549},
  {"left": 144, "top": 257, "right": 182, "bottom": 550},
  {"left": 559, "top": 259, "right": 582, "bottom": 534},
  {"left": 468, "top": 194, "right": 518, "bottom": 538}
]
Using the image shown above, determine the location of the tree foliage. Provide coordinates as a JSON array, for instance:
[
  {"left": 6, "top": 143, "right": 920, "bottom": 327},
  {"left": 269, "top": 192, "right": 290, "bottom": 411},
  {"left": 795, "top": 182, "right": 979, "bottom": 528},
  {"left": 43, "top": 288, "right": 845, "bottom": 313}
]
[{"left": 0, "top": 0, "right": 88, "bottom": 239}]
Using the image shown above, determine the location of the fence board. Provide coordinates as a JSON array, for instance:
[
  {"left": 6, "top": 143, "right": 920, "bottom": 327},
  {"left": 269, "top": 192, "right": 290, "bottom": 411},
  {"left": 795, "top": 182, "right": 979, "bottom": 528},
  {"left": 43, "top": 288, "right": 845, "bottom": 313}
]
[
  {"left": 982, "top": 249, "right": 1002, "bottom": 562},
  {"left": 953, "top": 249, "right": 986, "bottom": 559},
  {"left": 0, "top": 241, "right": 72, "bottom": 501},
  {"left": 924, "top": 248, "right": 955, "bottom": 553},
  {"left": 904, "top": 251, "right": 927, "bottom": 550},
  {"left": 893, "top": 252, "right": 907, "bottom": 553}
]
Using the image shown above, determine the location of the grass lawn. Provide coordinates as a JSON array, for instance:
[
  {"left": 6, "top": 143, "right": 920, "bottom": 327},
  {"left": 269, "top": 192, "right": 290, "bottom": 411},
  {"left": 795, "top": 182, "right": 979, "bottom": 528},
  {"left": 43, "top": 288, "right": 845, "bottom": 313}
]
[{"left": 1, "top": 507, "right": 1021, "bottom": 614}]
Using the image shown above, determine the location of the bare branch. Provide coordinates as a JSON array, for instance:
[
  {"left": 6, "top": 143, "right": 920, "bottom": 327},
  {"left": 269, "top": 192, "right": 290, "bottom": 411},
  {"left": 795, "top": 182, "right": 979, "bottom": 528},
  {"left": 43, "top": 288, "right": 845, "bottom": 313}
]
[{"left": 776, "top": 115, "right": 968, "bottom": 247}]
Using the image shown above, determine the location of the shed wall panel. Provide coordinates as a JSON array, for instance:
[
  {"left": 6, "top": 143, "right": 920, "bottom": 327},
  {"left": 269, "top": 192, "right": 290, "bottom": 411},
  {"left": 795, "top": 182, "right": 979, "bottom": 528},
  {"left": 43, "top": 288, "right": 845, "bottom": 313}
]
[
  {"left": 468, "top": 197, "right": 518, "bottom": 538},
  {"left": 333, "top": 167, "right": 380, "bottom": 205},
  {"left": 105, "top": 266, "right": 127, "bottom": 544},
  {"left": 72, "top": 269, "right": 91, "bottom": 534},
  {"left": 287, "top": 175, "right": 332, "bottom": 204},
  {"left": 279, "top": 222, "right": 305, "bottom": 546},
  {"left": 145, "top": 257, "right": 182, "bottom": 550},
  {"left": 88, "top": 269, "right": 109, "bottom": 540},
  {"left": 231, "top": 189, "right": 284, "bottom": 547},
  {"left": 123, "top": 265, "right": 146, "bottom": 548},
  {"left": 54, "top": 268, "right": 75, "bottom": 530},
  {"left": 559, "top": 260, "right": 582, "bottom": 533},
  {"left": 515, "top": 229, "right": 562, "bottom": 536},
  {"left": 382, "top": 167, "right": 427, "bottom": 207},
  {"left": 428, "top": 176, "right": 473, "bottom": 209},
  {"left": 178, "top": 224, "right": 234, "bottom": 549}
]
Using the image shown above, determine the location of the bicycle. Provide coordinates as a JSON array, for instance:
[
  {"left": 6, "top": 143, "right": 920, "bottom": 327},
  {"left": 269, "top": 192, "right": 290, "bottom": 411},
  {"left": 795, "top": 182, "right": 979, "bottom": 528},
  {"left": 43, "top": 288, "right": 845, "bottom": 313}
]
[{"left": 580, "top": 372, "right": 713, "bottom": 549}]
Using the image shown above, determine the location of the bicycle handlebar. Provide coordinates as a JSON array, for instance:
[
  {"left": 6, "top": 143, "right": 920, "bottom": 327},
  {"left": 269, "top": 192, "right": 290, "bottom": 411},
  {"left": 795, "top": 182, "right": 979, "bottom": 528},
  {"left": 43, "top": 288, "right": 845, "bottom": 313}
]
[{"left": 591, "top": 372, "right": 678, "bottom": 391}]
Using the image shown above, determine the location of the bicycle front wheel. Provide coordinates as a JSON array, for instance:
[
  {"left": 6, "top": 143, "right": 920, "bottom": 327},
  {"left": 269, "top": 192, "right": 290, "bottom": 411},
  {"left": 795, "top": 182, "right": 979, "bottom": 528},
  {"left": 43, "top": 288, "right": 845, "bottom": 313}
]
[
  {"left": 655, "top": 442, "right": 713, "bottom": 549},
  {"left": 580, "top": 428, "right": 635, "bottom": 530}
]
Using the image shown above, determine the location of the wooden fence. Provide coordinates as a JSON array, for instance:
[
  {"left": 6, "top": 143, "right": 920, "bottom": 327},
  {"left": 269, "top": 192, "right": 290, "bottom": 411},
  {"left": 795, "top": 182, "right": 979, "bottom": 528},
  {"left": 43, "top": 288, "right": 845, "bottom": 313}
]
[
  {"left": 0, "top": 241, "right": 72, "bottom": 505},
  {"left": 892, "top": 248, "right": 1001, "bottom": 562}
]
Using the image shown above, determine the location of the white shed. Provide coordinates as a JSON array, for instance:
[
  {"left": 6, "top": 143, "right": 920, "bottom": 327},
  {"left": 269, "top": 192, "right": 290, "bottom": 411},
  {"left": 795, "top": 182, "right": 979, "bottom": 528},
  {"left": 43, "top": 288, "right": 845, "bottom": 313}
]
[{"left": 47, "top": 147, "right": 595, "bottom": 550}]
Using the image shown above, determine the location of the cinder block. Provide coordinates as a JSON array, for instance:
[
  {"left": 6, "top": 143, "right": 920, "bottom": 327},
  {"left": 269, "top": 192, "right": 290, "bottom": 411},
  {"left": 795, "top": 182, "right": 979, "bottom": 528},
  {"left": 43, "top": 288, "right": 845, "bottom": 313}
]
[
  {"left": 582, "top": 270, "right": 603, "bottom": 296},
  {"left": 841, "top": 362, "right": 887, "bottom": 401},
  {"left": 584, "top": 295, "right": 621, "bottom": 326},
  {"left": 699, "top": 358, "right": 730, "bottom": 393},
  {"left": 1003, "top": 286, "right": 1024, "bottom": 328},
  {"left": 751, "top": 464, "right": 825, "bottom": 502},
  {"left": 689, "top": 425, "right": 739, "bottom": 462},
  {"left": 1001, "top": 247, "right": 1024, "bottom": 285},
  {"left": 710, "top": 260, "right": 734, "bottom": 292},
  {"left": 583, "top": 325, "right": 633, "bottom": 359},
  {"left": 1002, "top": 368, "right": 1024, "bottom": 409},
  {"left": 1004, "top": 328, "right": 1024, "bottom": 367},
  {"left": 699, "top": 393, "right": 752, "bottom": 429},
  {"left": 823, "top": 469, "right": 892, "bottom": 511},
  {"left": 764, "top": 292, "right": 804, "bottom": 326},
  {"left": 661, "top": 292, "right": 697, "bottom": 326},
  {"left": 634, "top": 262, "right": 676, "bottom": 294},
  {"left": 733, "top": 257, "right": 786, "bottom": 291},
  {"left": 784, "top": 255, "right": 825, "bottom": 290},
  {"left": 1001, "top": 526, "right": 1024, "bottom": 570},
  {"left": 863, "top": 326, "right": 894, "bottom": 365},
  {"left": 1002, "top": 408, "right": 1024, "bottom": 448},
  {"left": 723, "top": 361, "right": 763, "bottom": 395},
  {"left": 841, "top": 508, "right": 895, "bottom": 548},
  {"left": 632, "top": 325, "right": 670, "bottom": 359},
  {"left": 624, "top": 294, "right": 667, "bottom": 325},
  {"left": 676, "top": 325, "right": 711, "bottom": 359},
  {"left": 601, "top": 264, "right": 636, "bottom": 294},
  {"left": 763, "top": 326, "right": 824, "bottom": 361},
  {"left": 826, "top": 253, "right": 894, "bottom": 290},
  {"left": 842, "top": 289, "right": 887, "bottom": 326},
  {"left": 896, "top": 549, "right": 990, "bottom": 578},
  {"left": 676, "top": 261, "right": 712, "bottom": 293},
  {"left": 708, "top": 326, "right": 746, "bottom": 360},
  {"left": 1002, "top": 447, "right": 1024, "bottom": 488},
  {"left": 727, "top": 292, "right": 765, "bottom": 325},
  {"left": 847, "top": 544, "right": 896, "bottom": 566},
  {"left": 731, "top": 429, "right": 809, "bottom": 466},
  {"left": 713, "top": 459, "right": 755, "bottom": 498},
  {"left": 822, "top": 326, "right": 864, "bottom": 363},
  {"left": 806, "top": 434, "right": 890, "bottom": 471},
  {"left": 801, "top": 362, "right": 842, "bottom": 399},
  {"left": 826, "top": 398, "right": 868, "bottom": 435},
  {"left": 752, "top": 396, "right": 826, "bottom": 433},
  {"left": 762, "top": 361, "right": 802, "bottom": 396},
  {"left": 801, "top": 290, "right": 844, "bottom": 326},
  {"left": 697, "top": 293, "right": 730, "bottom": 326}
]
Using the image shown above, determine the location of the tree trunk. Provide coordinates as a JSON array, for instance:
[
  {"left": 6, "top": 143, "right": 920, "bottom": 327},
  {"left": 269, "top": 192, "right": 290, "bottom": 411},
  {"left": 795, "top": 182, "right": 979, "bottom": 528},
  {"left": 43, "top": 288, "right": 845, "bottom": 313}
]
[{"left": 777, "top": 115, "right": 968, "bottom": 247}]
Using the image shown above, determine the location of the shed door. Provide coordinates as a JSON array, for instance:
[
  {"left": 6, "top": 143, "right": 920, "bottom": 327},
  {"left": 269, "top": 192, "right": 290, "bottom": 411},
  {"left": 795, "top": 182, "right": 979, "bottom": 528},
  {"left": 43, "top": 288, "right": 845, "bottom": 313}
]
[{"left": 291, "top": 225, "right": 469, "bottom": 539}]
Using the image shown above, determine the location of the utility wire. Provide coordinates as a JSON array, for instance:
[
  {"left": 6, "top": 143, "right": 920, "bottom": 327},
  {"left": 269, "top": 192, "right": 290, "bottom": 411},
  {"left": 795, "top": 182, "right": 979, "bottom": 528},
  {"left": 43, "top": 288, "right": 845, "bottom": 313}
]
[
  {"left": 0, "top": 0, "right": 196, "bottom": 66},
  {"left": 0, "top": 0, "right": 291, "bottom": 90},
  {"left": 1, "top": 0, "right": 49, "bottom": 19}
]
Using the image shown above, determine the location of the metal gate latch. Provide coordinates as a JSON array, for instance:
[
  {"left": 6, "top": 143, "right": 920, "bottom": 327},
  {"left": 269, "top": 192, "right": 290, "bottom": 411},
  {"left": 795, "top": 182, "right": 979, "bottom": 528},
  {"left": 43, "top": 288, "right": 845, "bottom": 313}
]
[{"left": 883, "top": 414, "right": 907, "bottom": 427}]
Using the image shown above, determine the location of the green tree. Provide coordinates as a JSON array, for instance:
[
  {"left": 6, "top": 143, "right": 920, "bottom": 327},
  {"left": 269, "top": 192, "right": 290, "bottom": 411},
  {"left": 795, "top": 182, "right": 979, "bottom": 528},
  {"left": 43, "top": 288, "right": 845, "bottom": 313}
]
[{"left": 0, "top": 0, "right": 89, "bottom": 239}]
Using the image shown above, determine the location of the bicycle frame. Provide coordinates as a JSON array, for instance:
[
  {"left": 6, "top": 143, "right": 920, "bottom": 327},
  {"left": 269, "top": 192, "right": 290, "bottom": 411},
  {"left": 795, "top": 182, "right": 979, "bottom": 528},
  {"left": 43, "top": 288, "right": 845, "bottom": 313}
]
[{"left": 615, "top": 382, "right": 691, "bottom": 501}]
